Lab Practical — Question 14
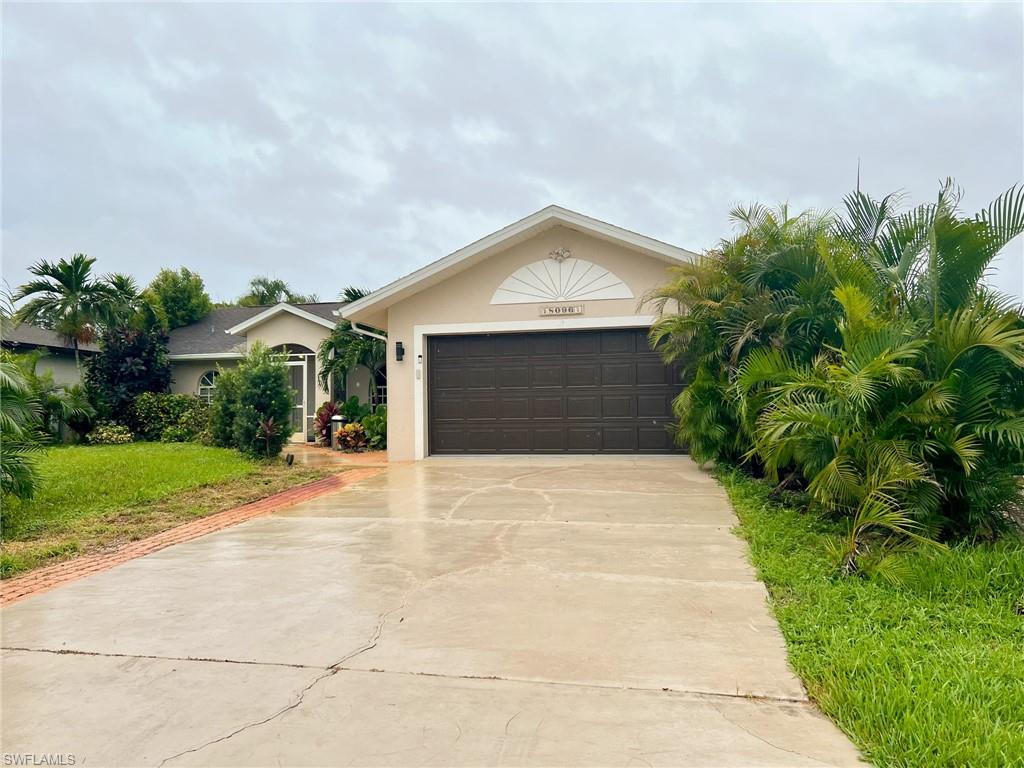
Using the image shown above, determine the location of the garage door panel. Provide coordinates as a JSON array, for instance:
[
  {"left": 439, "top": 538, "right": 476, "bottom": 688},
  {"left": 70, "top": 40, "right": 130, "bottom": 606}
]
[
  {"left": 637, "top": 361, "right": 673, "bottom": 386},
  {"left": 533, "top": 427, "right": 566, "bottom": 451},
  {"left": 603, "top": 426, "right": 638, "bottom": 450},
  {"left": 530, "top": 335, "right": 564, "bottom": 356},
  {"left": 498, "top": 397, "right": 530, "bottom": 419},
  {"left": 601, "top": 330, "right": 636, "bottom": 354},
  {"left": 566, "top": 363, "right": 599, "bottom": 387},
  {"left": 531, "top": 364, "right": 563, "bottom": 387},
  {"left": 429, "top": 330, "right": 682, "bottom": 454},
  {"left": 567, "top": 395, "right": 600, "bottom": 419},
  {"left": 497, "top": 365, "right": 530, "bottom": 388},
  {"left": 532, "top": 396, "right": 563, "bottom": 419},
  {"left": 466, "top": 368, "right": 497, "bottom": 389},
  {"left": 565, "top": 333, "right": 600, "bottom": 356},
  {"left": 602, "top": 395, "right": 635, "bottom": 419},
  {"left": 464, "top": 397, "right": 498, "bottom": 420},
  {"left": 638, "top": 393, "right": 673, "bottom": 418},
  {"left": 601, "top": 362, "right": 635, "bottom": 386},
  {"left": 567, "top": 427, "right": 601, "bottom": 450}
]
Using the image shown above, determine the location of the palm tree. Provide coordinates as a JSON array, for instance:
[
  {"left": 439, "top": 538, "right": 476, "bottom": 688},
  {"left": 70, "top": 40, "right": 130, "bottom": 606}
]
[
  {"left": 0, "top": 351, "right": 42, "bottom": 498},
  {"left": 238, "top": 276, "right": 318, "bottom": 306},
  {"left": 318, "top": 286, "right": 385, "bottom": 399},
  {"left": 13, "top": 254, "right": 117, "bottom": 370}
]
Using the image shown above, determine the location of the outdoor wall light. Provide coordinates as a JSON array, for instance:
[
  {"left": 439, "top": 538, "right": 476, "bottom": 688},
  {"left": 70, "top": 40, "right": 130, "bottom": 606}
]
[{"left": 395, "top": 341, "right": 405, "bottom": 361}]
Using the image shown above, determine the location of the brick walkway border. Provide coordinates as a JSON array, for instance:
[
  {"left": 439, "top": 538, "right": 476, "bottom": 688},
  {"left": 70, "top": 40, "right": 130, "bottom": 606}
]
[{"left": 0, "top": 467, "right": 383, "bottom": 607}]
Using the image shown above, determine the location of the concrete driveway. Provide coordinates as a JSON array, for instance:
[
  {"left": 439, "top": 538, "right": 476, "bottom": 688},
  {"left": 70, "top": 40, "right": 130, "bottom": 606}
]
[{"left": 2, "top": 458, "right": 861, "bottom": 767}]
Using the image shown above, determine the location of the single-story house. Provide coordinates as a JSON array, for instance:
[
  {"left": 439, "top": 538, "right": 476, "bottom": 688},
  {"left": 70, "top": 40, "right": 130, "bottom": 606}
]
[
  {"left": 167, "top": 302, "right": 380, "bottom": 441},
  {"left": 0, "top": 321, "right": 98, "bottom": 385},
  {"left": 342, "top": 205, "right": 697, "bottom": 461}
]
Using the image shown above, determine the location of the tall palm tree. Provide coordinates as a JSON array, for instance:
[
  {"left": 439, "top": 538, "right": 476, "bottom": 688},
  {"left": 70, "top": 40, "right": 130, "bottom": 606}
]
[
  {"left": 13, "top": 254, "right": 117, "bottom": 370},
  {"left": 318, "top": 286, "right": 386, "bottom": 398}
]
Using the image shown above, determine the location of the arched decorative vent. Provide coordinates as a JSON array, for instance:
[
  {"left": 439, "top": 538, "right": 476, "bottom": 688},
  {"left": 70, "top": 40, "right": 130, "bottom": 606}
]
[{"left": 490, "top": 249, "right": 634, "bottom": 305}]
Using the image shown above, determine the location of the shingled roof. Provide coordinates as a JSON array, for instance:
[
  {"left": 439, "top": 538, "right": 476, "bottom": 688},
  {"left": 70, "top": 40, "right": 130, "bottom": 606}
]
[
  {"left": 0, "top": 320, "right": 99, "bottom": 353},
  {"left": 167, "top": 302, "right": 340, "bottom": 357}
]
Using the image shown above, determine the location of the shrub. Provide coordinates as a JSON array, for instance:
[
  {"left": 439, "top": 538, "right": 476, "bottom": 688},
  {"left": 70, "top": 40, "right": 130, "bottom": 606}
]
[
  {"left": 649, "top": 180, "right": 1024, "bottom": 574},
  {"left": 209, "top": 367, "right": 241, "bottom": 448},
  {"left": 336, "top": 422, "right": 368, "bottom": 452},
  {"left": 130, "top": 392, "right": 210, "bottom": 442},
  {"left": 85, "top": 326, "right": 172, "bottom": 423},
  {"left": 88, "top": 423, "right": 133, "bottom": 445},
  {"left": 339, "top": 395, "right": 371, "bottom": 423},
  {"left": 209, "top": 344, "right": 292, "bottom": 458},
  {"left": 314, "top": 401, "right": 339, "bottom": 447},
  {"left": 363, "top": 405, "right": 387, "bottom": 449}
]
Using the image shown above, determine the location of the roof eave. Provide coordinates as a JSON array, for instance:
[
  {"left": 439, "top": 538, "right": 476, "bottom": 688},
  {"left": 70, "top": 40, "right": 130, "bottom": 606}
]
[
  {"left": 224, "top": 303, "right": 337, "bottom": 335},
  {"left": 341, "top": 205, "right": 697, "bottom": 322}
]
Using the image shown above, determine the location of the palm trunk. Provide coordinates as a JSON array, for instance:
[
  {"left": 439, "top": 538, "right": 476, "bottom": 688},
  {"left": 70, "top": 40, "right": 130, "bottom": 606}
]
[{"left": 73, "top": 338, "right": 81, "bottom": 372}]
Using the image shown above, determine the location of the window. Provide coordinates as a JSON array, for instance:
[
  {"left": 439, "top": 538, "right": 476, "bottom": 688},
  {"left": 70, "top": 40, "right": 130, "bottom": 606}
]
[
  {"left": 371, "top": 367, "right": 387, "bottom": 409},
  {"left": 198, "top": 370, "right": 219, "bottom": 404}
]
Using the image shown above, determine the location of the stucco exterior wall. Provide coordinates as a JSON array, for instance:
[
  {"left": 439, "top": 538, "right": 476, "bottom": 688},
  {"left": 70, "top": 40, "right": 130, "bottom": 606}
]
[
  {"left": 245, "top": 313, "right": 332, "bottom": 407},
  {"left": 36, "top": 353, "right": 83, "bottom": 387},
  {"left": 345, "top": 366, "right": 374, "bottom": 403},
  {"left": 383, "top": 225, "right": 676, "bottom": 460},
  {"left": 170, "top": 360, "right": 240, "bottom": 397}
]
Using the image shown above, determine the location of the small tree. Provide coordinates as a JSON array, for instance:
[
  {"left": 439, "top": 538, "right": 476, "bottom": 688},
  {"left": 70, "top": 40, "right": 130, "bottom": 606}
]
[
  {"left": 145, "top": 268, "right": 212, "bottom": 330},
  {"left": 237, "top": 276, "right": 317, "bottom": 307},
  {"left": 85, "top": 326, "right": 172, "bottom": 422},
  {"left": 209, "top": 344, "right": 292, "bottom": 458}
]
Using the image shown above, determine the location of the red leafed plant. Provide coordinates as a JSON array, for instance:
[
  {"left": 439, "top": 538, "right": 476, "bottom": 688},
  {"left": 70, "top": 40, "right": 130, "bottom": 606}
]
[{"left": 314, "top": 401, "right": 339, "bottom": 447}]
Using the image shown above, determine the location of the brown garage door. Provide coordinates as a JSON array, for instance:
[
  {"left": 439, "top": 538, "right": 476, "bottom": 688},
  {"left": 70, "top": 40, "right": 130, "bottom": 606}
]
[{"left": 428, "top": 329, "right": 683, "bottom": 454}]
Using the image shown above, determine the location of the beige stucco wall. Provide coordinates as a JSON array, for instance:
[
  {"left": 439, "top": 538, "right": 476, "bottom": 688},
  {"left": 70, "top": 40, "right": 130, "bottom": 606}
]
[
  {"left": 245, "top": 313, "right": 332, "bottom": 408},
  {"left": 170, "top": 360, "right": 240, "bottom": 396},
  {"left": 383, "top": 225, "right": 678, "bottom": 460}
]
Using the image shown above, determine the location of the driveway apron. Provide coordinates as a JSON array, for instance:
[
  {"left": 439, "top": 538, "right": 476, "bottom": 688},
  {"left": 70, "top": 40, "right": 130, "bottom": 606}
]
[{"left": 1, "top": 457, "right": 862, "bottom": 766}]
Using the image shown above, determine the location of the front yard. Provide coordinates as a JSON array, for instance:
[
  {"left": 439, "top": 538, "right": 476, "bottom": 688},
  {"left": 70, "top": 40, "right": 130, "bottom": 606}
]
[
  {"left": 718, "top": 468, "right": 1024, "bottom": 768},
  {"left": 1, "top": 443, "right": 331, "bottom": 578}
]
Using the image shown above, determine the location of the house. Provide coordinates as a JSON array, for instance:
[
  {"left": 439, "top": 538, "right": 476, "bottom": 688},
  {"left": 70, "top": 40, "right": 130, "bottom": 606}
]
[
  {"left": 0, "top": 320, "right": 98, "bottom": 385},
  {"left": 341, "top": 205, "right": 697, "bottom": 461},
  {"left": 167, "top": 302, "right": 379, "bottom": 441}
]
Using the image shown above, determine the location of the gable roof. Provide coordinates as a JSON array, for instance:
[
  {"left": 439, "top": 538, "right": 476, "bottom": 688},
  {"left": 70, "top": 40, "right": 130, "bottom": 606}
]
[
  {"left": 341, "top": 204, "right": 697, "bottom": 323},
  {"left": 0, "top": 320, "right": 99, "bottom": 353},
  {"left": 224, "top": 302, "right": 337, "bottom": 335},
  {"left": 167, "top": 302, "right": 339, "bottom": 359}
]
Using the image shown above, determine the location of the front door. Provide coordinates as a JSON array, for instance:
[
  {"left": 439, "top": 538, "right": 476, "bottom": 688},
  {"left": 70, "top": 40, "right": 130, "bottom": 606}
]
[{"left": 286, "top": 361, "right": 305, "bottom": 438}]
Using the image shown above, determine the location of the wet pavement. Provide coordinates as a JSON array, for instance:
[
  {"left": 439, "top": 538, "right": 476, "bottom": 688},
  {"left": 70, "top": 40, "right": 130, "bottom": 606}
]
[{"left": 1, "top": 457, "right": 862, "bottom": 766}]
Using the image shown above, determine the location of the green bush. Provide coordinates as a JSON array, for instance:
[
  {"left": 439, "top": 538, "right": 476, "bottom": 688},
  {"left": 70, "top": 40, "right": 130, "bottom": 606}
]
[
  {"left": 649, "top": 180, "right": 1024, "bottom": 573},
  {"left": 88, "top": 423, "right": 134, "bottom": 445},
  {"left": 339, "top": 395, "right": 371, "bottom": 423},
  {"left": 363, "top": 406, "right": 387, "bottom": 449},
  {"left": 84, "top": 326, "right": 172, "bottom": 422},
  {"left": 209, "top": 367, "right": 241, "bottom": 448},
  {"left": 209, "top": 344, "right": 292, "bottom": 458},
  {"left": 130, "top": 392, "right": 210, "bottom": 442}
]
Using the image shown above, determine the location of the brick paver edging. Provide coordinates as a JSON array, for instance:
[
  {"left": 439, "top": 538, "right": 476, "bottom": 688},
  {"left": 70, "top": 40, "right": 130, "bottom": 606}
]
[{"left": 0, "top": 467, "right": 383, "bottom": 607}]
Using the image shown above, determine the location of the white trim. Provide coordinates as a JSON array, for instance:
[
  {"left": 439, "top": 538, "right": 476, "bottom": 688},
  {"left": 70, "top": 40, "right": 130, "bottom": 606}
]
[
  {"left": 342, "top": 205, "right": 696, "bottom": 321},
  {"left": 350, "top": 321, "right": 387, "bottom": 342},
  {"left": 168, "top": 352, "right": 245, "bottom": 361},
  {"left": 225, "top": 303, "right": 337, "bottom": 335},
  {"left": 411, "top": 315, "right": 658, "bottom": 460}
]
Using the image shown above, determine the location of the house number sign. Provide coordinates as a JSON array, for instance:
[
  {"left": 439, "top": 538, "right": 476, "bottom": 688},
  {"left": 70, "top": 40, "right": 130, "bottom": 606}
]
[{"left": 540, "top": 304, "right": 585, "bottom": 316}]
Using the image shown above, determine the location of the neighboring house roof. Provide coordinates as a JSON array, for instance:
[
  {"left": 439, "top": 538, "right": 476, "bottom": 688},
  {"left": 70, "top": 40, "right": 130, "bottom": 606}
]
[
  {"left": 167, "top": 302, "right": 340, "bottom": 359},
  {"left": 341, "top": 204, "right": 698, "bottom": 323},
  {"left": 0, "top": 320, "right": 99, "bottom": 353}
]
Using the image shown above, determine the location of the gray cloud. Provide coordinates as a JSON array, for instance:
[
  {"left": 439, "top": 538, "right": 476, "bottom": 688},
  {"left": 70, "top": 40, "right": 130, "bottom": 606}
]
[{"left": 3, "top": 2, "right": 1022, "bottom": 303}]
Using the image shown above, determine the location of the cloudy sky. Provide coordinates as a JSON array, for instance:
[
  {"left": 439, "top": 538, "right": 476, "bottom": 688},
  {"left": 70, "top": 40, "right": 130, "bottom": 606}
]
[{"left": 3, "top": 2, "right": 1022, "bottom": 304}]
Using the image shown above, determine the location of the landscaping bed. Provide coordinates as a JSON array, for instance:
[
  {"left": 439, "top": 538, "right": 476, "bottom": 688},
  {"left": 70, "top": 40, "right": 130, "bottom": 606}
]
[
  {"left": 1, "top": 443, "right": 332, "bottom": 578},
  {"left": 718, "top": 467, "right": 1024, "bottom": 768}
]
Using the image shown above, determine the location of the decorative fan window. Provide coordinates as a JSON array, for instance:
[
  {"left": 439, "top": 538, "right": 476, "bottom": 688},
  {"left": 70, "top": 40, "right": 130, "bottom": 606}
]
[
  {"left": 490, "top": 248, "right": 634, "bottom": 305},
  {"left": 198, "top": 370, "right": 219, "bottom": 404}
]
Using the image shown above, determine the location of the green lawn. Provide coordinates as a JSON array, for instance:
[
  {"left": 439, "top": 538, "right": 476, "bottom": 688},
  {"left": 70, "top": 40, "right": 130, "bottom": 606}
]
[
  {"left": 2, "top": 443, "right": 329, "bottom": 577},
  {"left": 717, "top": 468, "right": 1024, "bottom": 768}
]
